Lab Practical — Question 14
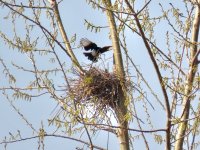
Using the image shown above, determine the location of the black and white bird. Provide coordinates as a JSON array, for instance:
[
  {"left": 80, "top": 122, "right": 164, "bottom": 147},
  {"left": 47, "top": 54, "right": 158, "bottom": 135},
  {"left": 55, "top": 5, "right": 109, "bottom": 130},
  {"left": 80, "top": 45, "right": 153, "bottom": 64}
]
[{"left": 80, "top": 38, "right": 112, "bottom": 62}]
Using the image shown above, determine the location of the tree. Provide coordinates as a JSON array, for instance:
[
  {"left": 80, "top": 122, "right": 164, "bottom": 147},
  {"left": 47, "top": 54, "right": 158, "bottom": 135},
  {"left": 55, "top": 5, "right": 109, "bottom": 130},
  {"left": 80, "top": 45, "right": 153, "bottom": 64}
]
[{"left": 0, "top": 0, "right": 200, "bottom": 150}]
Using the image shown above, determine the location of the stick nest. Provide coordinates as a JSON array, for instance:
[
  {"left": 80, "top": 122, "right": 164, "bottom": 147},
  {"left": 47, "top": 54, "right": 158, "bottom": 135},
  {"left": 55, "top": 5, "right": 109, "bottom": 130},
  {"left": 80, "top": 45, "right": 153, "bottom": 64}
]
[{"left": 70, "top": 67, "right": 125, "bottom": 110}]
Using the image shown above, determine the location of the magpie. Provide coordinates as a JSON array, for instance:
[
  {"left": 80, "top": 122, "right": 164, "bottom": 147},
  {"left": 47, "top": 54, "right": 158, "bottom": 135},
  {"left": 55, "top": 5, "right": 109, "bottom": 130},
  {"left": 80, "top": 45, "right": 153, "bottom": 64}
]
[{"left": 80, "top": 38, "right": 112, "bottom": 62}]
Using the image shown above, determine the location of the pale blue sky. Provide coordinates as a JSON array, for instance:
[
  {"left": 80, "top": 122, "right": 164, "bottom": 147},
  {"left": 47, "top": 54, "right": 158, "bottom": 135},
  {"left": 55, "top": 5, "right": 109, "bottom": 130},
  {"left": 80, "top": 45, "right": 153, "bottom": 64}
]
[{"left": 0, "top": 1, "right": 198, "bottom": 150}]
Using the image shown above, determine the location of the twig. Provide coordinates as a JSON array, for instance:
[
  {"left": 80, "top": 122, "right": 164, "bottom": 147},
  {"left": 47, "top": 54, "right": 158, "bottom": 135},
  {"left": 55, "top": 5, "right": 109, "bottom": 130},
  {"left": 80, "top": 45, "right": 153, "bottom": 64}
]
[
  {"left": 113, "top": 13, "right": 186, "bottom": 76},
  {"left": 0, "top": 134, "right": 105, "bottom": 150},
  {"left": 136, "top": 0, "right": 152, "bottom": 15},
  {"left": 0, "top": 1, "right": 51, "bottom": 9},
  {"left": 1, "top": 0, "right": 71, "bottom": 58},
  {"left": 82, "top": 122, "right": 166, "bottom": 133}
]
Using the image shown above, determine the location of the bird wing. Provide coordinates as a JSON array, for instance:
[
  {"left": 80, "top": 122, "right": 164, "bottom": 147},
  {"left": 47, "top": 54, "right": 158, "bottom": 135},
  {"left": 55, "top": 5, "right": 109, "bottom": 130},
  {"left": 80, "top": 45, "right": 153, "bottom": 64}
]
[
  {"left": 83, "top": 52, "right": 97, "bottom": 62},
  {"left": 99, "top": 46, "right": 112, "bottom": 53},
  {"left": 80, "top": 38, "right": 98, "bottom": 51}
]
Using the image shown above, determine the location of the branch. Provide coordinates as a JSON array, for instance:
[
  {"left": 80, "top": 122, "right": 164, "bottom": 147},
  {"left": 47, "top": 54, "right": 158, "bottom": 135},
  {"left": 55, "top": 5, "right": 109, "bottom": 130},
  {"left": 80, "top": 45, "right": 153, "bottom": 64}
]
[
  {"left": 159, "top": 3, "right": 194, "bottom": 45},
  {"left": 119, "top": 38, "right": 165, "bottom": 110},
  {"left": 2, "top": 91, "right": 37, "bottom": 133},
  {"left": 0, "top": 0, "right": 70, "bottom": 58},
  {"left": 53, "top": 1, "right": 84, "bottom": 74},
  {"left": 0, "top": 134, "right": 106, "bottom": 150},
  {"left": 124, "top": 1, "right": 171, "bottom": 149},
  {"left": 79, "top": 109, "right": 94, "bottom": 149},
  {"left": 1, "top": 0, "right": 84, "bottom": 75},
  {"left": 191, "top": 48, "right": 200, "bottom": 65},
  {"left": 86, "top": 0, "right": 135, "bottom": 15},
  {"left": 171, "top": 112, "right": 200, "bottom": 126},
  {"left": 0, "top": 1, "right": 51, "bottom": 9},
  {"left": 83, "top": 123, "right": 166, "bottom": 133},
  {"left": 113, "top": 13, "right": 186, "bottom": 76},
  {"left": 136, "top": 0, "right": 152, "bottom": 15}
]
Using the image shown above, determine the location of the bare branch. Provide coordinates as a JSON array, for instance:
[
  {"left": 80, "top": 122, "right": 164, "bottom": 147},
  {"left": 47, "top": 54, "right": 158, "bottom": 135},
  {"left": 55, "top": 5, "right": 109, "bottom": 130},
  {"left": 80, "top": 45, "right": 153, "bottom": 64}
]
[
  {"left": 53, "top": 2, "right": 84, "bottom": 74},
  {"left": 124, "top": 1, "right": 171, "bottom": 149},
  {"left": 0, "top": 1, "right": 51, "bottom": 9},
  {"left": 0, "top": 134, "right": 106, "bottom": 150}
]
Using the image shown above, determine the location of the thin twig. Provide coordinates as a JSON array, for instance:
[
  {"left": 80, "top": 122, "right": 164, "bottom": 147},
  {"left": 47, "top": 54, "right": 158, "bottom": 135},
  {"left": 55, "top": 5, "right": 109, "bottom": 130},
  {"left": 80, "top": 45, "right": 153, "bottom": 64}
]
[
  {"left": 0, "top": 1, "right": 51, "bottom": 9},
  {"left": 0, "top": 134, "right": 105, "bottom": 150}
]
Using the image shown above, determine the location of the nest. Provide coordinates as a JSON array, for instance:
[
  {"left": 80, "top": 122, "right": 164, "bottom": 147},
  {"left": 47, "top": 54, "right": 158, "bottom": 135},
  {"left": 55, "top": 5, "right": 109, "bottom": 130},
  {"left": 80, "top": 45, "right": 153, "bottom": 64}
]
[{"left": 70, "top": 67, "right": 124, "bottom": 110}]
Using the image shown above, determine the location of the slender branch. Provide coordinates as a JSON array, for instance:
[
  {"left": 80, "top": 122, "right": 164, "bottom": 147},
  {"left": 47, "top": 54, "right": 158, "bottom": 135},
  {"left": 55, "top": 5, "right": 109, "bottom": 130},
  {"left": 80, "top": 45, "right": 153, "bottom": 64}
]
[
  {"left": 113, "top": 13, "right": 186, "bottom": 76},
  {"left": 124, "top": 1, "right": 171, "bottom": 149},
  {"left": 119, "top": 38, "right": 165, "bottom": 110},
  {"left": 40, "top": 27, "right": 70, "bottom": 87},
  {"left": 80, "top": 123, "right": 166, "bottom": 133},
  {"left": 2, "top": 91, "right": 37, "bottom": 133},
  {"left": 136, "top": 0, "right": 152, "bottom": 15},
  {"left": 87, "top": 0, "right": 135, "bottom": 15},
  {"left": 159, "top": 3, "right": 194, "bottom": 46},
  {"left": 0, "top": 0, "right": 70, "bottom": 58},
  {"left": 191, "top": 48, "right": 200, "bottom": 65},
  {"left": 2, "top": 0, "right": 84, "bottom": 74},
  {"left": 171, "top": 112, "right": 200, "bottom": 125},
  {"left": 80, "top": 109, "right": 94, "bottom": 150},
  {"left": 53, "top": 2, "right": 84, "bottom": 74},
  {"left": 0, "top": 134, "right": 105, "bottom": 150},
  {"left": 132, "top": 97, "right": 150, "bottom": 149},
  {"left": 190, "top": 131, "right": 196, "bottom": 150},
  {"left": 0, "top": 1, "right": 51, "bottom": 9}
]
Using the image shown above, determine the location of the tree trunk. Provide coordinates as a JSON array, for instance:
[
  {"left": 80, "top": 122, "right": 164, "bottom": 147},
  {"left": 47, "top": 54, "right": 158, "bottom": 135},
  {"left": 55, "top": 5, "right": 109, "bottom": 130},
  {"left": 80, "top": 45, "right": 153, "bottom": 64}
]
[
  {"left": 103, "top": 0, "right": 129, "bottom": 150},
  {"left": 175, "top": 1, "right": 200, "bottom": 149}
]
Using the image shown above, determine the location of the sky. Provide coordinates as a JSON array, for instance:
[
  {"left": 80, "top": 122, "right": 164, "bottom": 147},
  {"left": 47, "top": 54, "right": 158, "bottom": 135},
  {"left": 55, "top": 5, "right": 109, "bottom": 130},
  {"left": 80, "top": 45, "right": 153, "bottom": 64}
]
[{"left": 0, "top": 0, "right": 199, "bottom": 150}]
